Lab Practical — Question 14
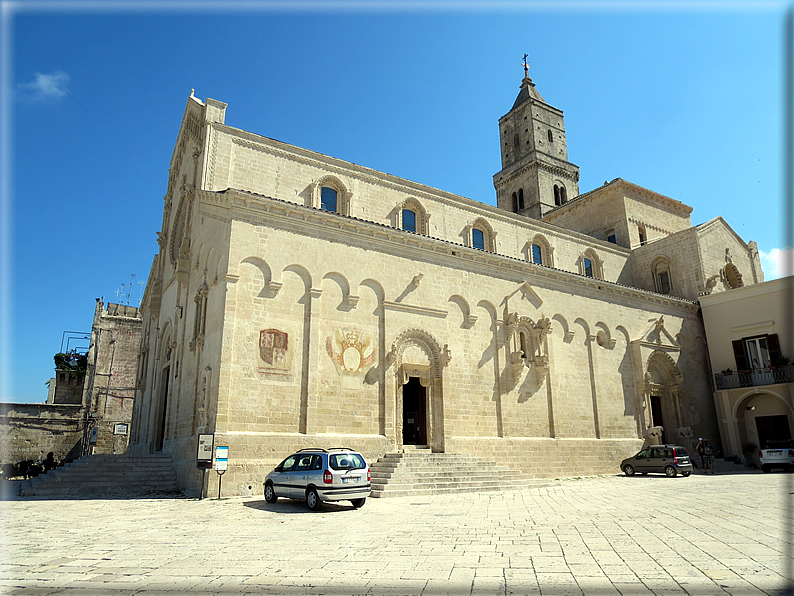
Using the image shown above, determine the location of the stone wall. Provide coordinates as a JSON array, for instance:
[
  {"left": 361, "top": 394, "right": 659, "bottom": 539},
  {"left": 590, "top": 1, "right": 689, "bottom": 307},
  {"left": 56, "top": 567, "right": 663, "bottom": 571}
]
[
  {"left": 82, "top": 301, "right": 142, "bottom": 455},
  {"left": 0, "top": 403, "right": 85, "bottom": 465}
]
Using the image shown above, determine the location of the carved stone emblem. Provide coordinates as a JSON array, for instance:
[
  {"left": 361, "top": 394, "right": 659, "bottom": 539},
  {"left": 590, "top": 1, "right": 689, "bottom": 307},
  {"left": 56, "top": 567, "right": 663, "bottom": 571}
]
[
  {"left": 326, "top": 329, "right": 376, "bottom": 374},
  {"left": 260, "top": 329, "right": 288, "bottom": 366}
]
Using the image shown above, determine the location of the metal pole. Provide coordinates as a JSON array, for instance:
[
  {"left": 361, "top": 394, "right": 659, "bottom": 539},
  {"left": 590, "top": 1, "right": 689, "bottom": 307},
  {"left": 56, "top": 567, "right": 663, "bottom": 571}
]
[{"left": 217, "top": 470, "right": 225, "bottom": 499}]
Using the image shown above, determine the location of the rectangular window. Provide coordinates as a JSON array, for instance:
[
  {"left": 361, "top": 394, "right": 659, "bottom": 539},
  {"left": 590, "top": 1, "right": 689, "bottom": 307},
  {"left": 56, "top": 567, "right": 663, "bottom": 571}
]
[
  {"left": 531, "top": 243, "right": 542, "bottom": 265},
  {"left": 607, "top": 234, "right": 617, "bottom": 244},
  {"left": 658, "top": 271, "right": 671, "bottom": 294},
  {"left": 472, "top": 229, "right": 485, "bottom": 250},
  {"left": 402, "top": 209, "right": 416, "bottom": 233},
  {"left": 733, "top": 333, "right": 781, "bottom": 370},
  {"left": 584, "top": 258, "right": 593, "bottom": 277},
  {"left": 321, "top": 187, "right": 338, "bottom": 212},
  {"left": 746, "top": 336, "right": 770, "bottom": 369}
]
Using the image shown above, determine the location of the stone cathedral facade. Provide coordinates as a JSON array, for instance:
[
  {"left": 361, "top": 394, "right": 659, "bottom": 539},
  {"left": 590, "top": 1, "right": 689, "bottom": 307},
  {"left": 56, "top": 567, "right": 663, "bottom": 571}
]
[{"left": 129, "top": 73, "right": 764, "bottom": 496}]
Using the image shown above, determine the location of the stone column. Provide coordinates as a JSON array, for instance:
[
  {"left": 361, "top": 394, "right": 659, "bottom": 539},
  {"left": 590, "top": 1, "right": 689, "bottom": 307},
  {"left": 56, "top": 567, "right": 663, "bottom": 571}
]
[{"left": 302, "top": 287, "right": 323, "bottom": 435}]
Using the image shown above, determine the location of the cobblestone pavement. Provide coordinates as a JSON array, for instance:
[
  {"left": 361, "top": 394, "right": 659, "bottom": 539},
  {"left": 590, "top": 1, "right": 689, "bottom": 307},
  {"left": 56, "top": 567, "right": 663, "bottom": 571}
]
[{"left": 1, "top": 470, "right": 792, "bottom": 596}]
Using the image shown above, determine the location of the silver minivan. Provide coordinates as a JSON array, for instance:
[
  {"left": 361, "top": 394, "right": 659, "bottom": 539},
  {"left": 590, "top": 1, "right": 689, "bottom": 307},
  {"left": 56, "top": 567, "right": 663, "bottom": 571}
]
[
  {"left": 621, "top": 445, "right": 693, "bottom": 477},
  {"left": 264, "top": 448, "right": 371, "bottom": 510}
]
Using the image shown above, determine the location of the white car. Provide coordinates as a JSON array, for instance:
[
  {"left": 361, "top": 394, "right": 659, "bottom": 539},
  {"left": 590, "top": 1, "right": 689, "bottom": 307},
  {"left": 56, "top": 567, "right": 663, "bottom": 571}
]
[
  {"left": 759, "top": 440, "right": 794, "bottom": 473},
  {"left": 264, "top": 448, "right": 371, "bottom": 510}
]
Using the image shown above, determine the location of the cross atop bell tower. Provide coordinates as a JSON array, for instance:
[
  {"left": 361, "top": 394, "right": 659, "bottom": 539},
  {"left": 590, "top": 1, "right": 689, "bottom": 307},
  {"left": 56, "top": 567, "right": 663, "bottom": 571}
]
[{"left": 493, "top": 60, "right": 580, "bottom": 219}]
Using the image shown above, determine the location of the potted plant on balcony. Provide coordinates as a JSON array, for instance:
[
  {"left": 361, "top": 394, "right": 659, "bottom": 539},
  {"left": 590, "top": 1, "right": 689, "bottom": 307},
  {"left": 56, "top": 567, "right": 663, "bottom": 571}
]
[
  {"left": 769, "top": 355, "right": 790, "bottom": 370},
  {"left": 721, "top": 368, "right": 733, "bottom": 376}
]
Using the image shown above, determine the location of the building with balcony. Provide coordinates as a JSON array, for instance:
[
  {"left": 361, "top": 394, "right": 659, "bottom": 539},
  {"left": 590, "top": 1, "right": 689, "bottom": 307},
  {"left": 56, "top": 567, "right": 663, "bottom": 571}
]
[{"left": 701, "top": 276, "right": 793, "bottom": 461}]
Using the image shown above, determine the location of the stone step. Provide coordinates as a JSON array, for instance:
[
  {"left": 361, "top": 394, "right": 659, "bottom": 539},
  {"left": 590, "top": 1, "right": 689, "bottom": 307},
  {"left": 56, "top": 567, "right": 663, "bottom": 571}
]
[
  {"left": 370, "top": 479, "right": 555, "bottom": 498},
  {"left": 368, "top": 450, "right": 542, "bottom": 498},
  {"left": 17, "top": 454, "right": 181, "bottom": 498}
]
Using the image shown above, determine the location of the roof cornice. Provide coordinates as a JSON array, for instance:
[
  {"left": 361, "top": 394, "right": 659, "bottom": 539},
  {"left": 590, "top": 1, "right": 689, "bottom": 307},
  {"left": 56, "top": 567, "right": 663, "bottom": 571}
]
[{"left": 200, "top": 188, "right": 697, "bottom": 311}]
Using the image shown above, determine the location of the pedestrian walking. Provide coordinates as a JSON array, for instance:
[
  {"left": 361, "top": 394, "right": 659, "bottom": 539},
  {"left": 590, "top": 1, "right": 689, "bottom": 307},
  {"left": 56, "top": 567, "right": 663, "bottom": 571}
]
[{"left": 702, "top": 440, "right": 715, "bottom": 474}]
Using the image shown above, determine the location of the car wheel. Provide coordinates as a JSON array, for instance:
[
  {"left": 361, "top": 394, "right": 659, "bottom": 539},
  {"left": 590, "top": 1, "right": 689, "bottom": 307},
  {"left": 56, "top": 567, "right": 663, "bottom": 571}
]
[
  {"left": 681, "top": 471, "right": 691, "bottom": 477},
  {"left": 664, "top": 465, "right": 677, "bottom": 477},
  {"left": 622, "top": 464, "right": 635, "bottom": 476},
  {"left": 351, "top": 498, "right": 366, "bottom": 509},
  {"left": 264, "top": 482, "right": 278, "bottom": 503},
  {"left": 761, "top": 465, "right": 771, "bottom": 473},
  {"left": 306, "top": 488, "right": 322, "bottom": 511}
]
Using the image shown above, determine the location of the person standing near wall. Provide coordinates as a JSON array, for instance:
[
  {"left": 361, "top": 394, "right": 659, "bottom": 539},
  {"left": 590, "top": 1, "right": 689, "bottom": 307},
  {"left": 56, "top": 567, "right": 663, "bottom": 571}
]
[{"left": 696, "top": 438, "right": 706, "bottom": 472}]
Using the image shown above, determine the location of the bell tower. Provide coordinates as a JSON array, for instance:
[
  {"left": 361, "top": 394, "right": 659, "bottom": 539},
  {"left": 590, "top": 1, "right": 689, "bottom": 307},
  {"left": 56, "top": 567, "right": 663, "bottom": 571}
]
[{"left": 493, "top": 62, "right": 579, "bottom": 219}]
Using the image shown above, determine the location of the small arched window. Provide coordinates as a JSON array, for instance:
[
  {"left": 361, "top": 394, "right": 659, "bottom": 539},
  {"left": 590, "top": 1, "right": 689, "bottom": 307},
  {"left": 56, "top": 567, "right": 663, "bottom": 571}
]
[
  {"left": 638, "top": 226, "right": 647, "bottom": 246},
  {"left": 560, "top": 186, "right": 567, "bottom": 203},
  {"left": 472, "top": 228, "right": 485, "bottom": 250},
  {"left": 554, "top": 185, "right": 561, "bottom": 206},
  {"left": 512, "top": 192, "right": 518, "bottom": 212},
  {"left": 469, "top": 218, "right": 496, "bottom": 252},
  {"left": 513, "top": 133, "right": 520, "bottom": 149},
  {"left": 518, "top": 188, "right": 525, "bottom": 210},
  {"left": 651, "top": 257, "right": 673, "bottom": 294},
  {"left": 397, "top": 198, "right": 429, "bottom": 234},
  {"left": 580, "top": 249, "right": 602, "bottom": 279},
  {"left": 402, "top": 209, "right": 416, "bottom": 233},
  {"left": 321, "top": 186, "right": 338, "bottom": 213},
  {"left": 547, "top": 129, "right": 553, "bottom": 143},
  {"left": 528, "top": 235, "right": 553, "bottom": 267}
]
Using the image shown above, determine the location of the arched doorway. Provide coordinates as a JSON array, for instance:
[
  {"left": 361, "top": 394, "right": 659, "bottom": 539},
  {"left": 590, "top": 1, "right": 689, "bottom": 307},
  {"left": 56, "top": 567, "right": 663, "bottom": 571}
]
[
  {"left": 643, "top": 351, "right": 683, "bottom": 445},
  {"left": 734, "top": 392, "right": 794, "bottom": 452},
  {"left": 389, "top": 329, "right": 451, "bottom": 452}
]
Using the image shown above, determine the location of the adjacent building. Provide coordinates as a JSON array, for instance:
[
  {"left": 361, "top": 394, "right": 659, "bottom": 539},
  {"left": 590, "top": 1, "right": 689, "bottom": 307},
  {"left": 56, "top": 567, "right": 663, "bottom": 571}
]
[
  {"left": 701, "top": 276, "right": 793, "bottom": 462},
  {"left": 0, "top": 300, "right": 141, "bottom": 469}
]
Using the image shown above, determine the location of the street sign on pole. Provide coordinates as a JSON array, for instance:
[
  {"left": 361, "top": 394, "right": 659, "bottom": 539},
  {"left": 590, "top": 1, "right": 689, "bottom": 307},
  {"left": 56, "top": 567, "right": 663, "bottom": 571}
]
[{"left": 215, "top": 446, "right": 228, "bottom": 499}]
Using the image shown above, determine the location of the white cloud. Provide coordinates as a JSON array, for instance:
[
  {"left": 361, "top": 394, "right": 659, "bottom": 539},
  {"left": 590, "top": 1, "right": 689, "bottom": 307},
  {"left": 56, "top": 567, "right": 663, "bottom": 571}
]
[
  {"left": 759, "top": 247, "right": 794, "bottom": 281},
  {"left": 17, "top": 71, "right": 70, "bottom": 101}
]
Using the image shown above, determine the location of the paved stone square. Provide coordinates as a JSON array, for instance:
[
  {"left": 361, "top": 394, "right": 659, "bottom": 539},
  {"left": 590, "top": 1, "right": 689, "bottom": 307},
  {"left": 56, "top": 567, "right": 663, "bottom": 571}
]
[{"left": 1, "top": 470, "right": 792, "bottom": 595}]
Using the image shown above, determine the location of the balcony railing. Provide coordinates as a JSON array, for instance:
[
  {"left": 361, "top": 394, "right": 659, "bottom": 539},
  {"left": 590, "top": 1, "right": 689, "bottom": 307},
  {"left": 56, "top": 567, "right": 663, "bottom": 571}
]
[{"left": 714, "top": 364, "right": 794, "bottom": 391}]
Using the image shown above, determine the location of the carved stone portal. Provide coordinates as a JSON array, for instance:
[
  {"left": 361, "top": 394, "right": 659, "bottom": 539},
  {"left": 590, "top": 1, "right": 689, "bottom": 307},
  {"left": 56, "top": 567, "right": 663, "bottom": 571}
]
[{"left": 505, "top": 313, "right": 552, "bottom": 382}]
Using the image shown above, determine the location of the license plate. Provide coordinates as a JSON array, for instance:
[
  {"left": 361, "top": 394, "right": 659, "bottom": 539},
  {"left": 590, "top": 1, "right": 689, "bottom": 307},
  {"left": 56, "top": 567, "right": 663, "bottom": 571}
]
[
  {"left": 342, "top": 477, "right": 359, "bottom": 483},
  {"left": 768, "top": 450, "right": 782, "bottom": 455}
]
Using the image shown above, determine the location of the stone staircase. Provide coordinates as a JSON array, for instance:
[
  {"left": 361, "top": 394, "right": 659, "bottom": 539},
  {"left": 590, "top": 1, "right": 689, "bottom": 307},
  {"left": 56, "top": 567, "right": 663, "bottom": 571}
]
[
  {"left": 17, "top": 454, "right": 181, "bottom": 498},
  {"left": 369, "top": 448, "right": 555, "bottom": 498}
]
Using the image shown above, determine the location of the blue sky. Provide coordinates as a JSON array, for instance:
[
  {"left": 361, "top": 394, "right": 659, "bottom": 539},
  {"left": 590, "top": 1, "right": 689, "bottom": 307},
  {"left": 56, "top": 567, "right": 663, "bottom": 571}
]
[{"left": 2, "top": 1, "right": 791, "bottom": 403}]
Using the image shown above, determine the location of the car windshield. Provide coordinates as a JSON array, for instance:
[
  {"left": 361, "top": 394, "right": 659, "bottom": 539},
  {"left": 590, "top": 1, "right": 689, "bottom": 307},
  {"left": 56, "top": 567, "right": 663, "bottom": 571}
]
[
  {"left": 764, "top": 440, "right": 793, "bottom": 449},
  {"left": 329, "top": 453, "right": 366, "bottom": 470}
]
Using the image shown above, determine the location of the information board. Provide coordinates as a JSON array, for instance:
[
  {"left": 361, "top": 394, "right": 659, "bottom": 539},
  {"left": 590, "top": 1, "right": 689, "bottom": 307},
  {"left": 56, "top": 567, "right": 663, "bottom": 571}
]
[{"left": 197, "top": 434, "right": 214, "bottom": 469}]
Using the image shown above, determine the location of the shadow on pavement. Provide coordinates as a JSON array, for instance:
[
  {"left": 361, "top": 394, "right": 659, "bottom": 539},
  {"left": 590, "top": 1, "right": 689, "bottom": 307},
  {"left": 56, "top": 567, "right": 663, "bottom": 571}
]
[{"left": 243, "top": 498, "right": 359, "bottom": 514}]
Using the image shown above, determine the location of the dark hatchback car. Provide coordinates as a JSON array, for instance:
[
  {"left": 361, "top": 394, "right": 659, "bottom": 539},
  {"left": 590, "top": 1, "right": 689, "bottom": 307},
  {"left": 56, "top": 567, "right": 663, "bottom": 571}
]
[{"left": 621, "top": 445, "right": 693, "bottom": 477}]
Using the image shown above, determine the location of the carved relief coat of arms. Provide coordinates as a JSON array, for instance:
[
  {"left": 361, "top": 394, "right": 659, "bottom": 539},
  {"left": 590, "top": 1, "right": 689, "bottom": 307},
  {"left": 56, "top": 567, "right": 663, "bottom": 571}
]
[{"left": 260, "top": 329, "right": 289, "bottom": 366}]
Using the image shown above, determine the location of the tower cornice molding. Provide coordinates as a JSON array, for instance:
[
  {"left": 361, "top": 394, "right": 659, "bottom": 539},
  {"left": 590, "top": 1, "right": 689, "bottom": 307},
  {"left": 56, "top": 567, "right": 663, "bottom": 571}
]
[{"left": 494, "top": 159, "right": 580, "bottom": 189}]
